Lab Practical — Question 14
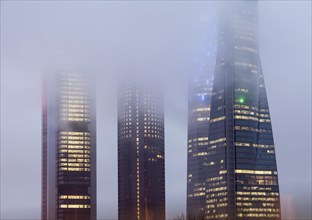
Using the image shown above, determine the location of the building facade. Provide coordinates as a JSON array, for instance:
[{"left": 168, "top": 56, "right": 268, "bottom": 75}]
[
  {"left": 205, "top": 1, "right": 280, "bottom": 219},
  {"left": 42, "top": 72, "right": 96, "bottom": 220},
  {"left": 187, "top": 10, "right": 217, "bottom": 220},
  {"left": 118, "top": 78, "right": 165, "bottom": 220}
]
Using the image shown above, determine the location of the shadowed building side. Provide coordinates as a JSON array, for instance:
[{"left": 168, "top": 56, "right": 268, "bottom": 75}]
[
  {"left": 42, "top": 72, "right": 96, "bottom": 220},
  {"left": 205, "top": 1, "right": 280, "bottom": 219},
  {"left": 118, "top": 78, "right": 165, "bottom": 220}
]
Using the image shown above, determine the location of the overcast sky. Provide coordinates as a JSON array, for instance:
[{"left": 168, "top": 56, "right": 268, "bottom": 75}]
[{"left": 1, "top": 1, "right": 311, "bottom": 219}]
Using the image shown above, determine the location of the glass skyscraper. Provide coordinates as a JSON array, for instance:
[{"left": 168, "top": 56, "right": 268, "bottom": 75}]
[
  {"left": 187, "top": 9, "right": 217, "bottom": 220},
  {"left": 42, "top": 72, "right": 96, "bottom": 220},
  {"left": 118, "top": 78, "right": 165, "bottom": 220},
  {"left": 205, "top": 1, "right": 280, "bottom": 219}
]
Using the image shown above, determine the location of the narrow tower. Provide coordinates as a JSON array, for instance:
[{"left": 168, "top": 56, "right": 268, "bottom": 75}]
[
  {"left": 118, "top": 77, "right": 165, "bottom": 220},
  {"left": 205, "top": 1, "right": 280, "bottom": 219},
  {"left": 187, "top": 9, "right": 217, "bottom": 220},
  {"left": 42, "top": 72, "right": 96, "bottom": 220}
]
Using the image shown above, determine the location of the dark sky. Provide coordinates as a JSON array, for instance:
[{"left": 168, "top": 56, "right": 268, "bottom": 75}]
[{"left": 1, "top": 1, "right": 311, "bottom": 219}]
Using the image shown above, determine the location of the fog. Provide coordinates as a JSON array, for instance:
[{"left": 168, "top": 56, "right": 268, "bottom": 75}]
[{"left": 1, "top": 1, "right": 311, "bottom": 219}]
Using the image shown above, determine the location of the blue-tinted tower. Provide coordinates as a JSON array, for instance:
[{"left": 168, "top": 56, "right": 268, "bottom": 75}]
[
  {"left": 187, "top": 8, "right": 217, "bottom": 220},
  {"left": 205, "top": 1, "right": 281, "bottom": 219}
]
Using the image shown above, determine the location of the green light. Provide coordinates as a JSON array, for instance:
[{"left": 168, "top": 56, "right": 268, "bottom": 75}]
[{"left": 239, "top": 98, "right": 244, "bottom": 103}]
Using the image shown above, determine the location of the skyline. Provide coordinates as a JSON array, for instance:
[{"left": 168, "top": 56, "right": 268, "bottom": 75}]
[{"left": 1, "top": 1, "right": 311, "bottom": 220}]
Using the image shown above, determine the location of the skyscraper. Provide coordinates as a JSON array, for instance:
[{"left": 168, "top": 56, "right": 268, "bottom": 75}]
[
  {"left": 42, "top": 72, "right": 96, "bottom": 220},
  {"left": 118, "top": 78, "right": 165, "bottom": 220},
  {"left": 205, "top": 1, "right": 280, "bottom": 219},
  {"left": 187, "top": 10, "right": 217, "bottom": 220}
]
